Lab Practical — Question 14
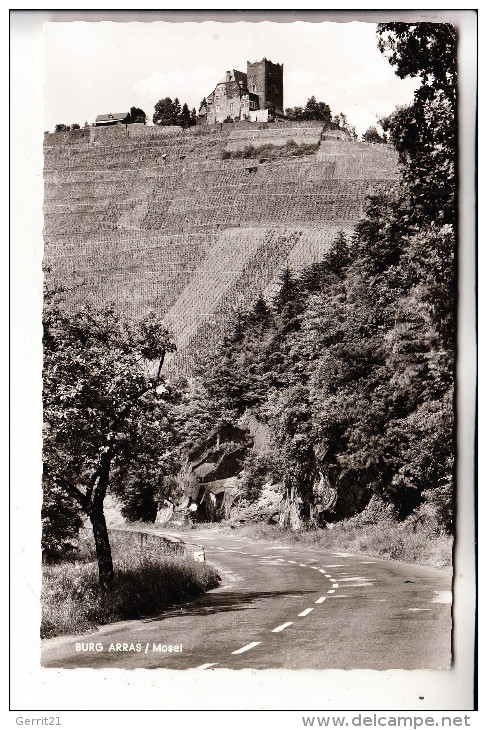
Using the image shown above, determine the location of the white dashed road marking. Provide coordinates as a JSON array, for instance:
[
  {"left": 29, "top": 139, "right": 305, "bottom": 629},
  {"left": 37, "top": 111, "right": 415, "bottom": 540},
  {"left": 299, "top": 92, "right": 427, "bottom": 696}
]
[
  {"left": 272, "top": 622, "right": 294, "bottom": 633},
  {"left": 232, "top": 641, "right": 261, "bottom": 655},
  {"left": 197, "top": 547, "right": 371, "bottom": 669}
]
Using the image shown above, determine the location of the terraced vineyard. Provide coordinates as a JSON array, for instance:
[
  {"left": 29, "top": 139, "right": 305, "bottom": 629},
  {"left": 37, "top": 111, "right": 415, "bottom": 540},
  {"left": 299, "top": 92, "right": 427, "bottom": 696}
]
[{"left": 44, "top": 122, "right": 399, "bottom": 370}]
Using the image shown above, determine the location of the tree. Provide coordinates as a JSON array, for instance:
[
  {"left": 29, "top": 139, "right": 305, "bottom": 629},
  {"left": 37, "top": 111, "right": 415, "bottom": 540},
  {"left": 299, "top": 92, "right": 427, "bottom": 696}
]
[
  {"left": 330, "top": 112, "right": 356, "bottom": 137},
  {"left": 285, "top": 98, "right": 332, "bottom": 125},
  {"left": 70, "top": 123, "right": 80, "bottom": 131},
  {"left": 303, "top": 96, "right": 332, "bottom": 125},
  {"left": 178, "top": 103, "right": 192, "bottom": 128},
  {"left": 54, "top": 124, "right": 69, "bottom": 133},
  {"left": 43, "top": 303, "right": 176, "bottom": 590},
  {"left": 362, "top": 126, "right": 385, "bottom": 143},
  {"left": 153, "top": 97, "right": 181, "bottom": 126},
  {"left": 129, "top": 106, "right": 147, "bottom": 124},
  {"left": 377, "top": 23, "right": 456, "bottom": 226},
  {"left": 377, "top": 23, "right": 456, "bottom": 99},
  {"left": 285, "top": 106, "right": 304, "bottom": 121}
]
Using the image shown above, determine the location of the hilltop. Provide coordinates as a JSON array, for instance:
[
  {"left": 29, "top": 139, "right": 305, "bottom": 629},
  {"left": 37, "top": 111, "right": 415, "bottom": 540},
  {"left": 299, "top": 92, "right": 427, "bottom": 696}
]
[{"left": 43, "top": 121, "right": 399, "bottom": 368}]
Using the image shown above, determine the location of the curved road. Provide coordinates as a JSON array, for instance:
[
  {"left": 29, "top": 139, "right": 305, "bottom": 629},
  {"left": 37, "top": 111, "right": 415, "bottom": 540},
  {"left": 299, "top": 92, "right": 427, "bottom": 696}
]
[{"left": 41, "top": 532, "right": 452, "bottom": 669}]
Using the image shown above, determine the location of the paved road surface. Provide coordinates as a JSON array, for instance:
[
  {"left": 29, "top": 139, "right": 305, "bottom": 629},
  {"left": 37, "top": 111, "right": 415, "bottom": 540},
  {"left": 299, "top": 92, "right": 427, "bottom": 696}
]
[{"left": 41, "top": 532, "right": 452, "bottom": 669}]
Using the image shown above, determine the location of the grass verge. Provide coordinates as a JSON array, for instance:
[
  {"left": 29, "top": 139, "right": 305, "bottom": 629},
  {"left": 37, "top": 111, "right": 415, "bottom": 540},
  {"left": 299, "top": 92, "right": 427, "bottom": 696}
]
[{"left": 41, "top": 542, "right": 220, "bottom": 639}]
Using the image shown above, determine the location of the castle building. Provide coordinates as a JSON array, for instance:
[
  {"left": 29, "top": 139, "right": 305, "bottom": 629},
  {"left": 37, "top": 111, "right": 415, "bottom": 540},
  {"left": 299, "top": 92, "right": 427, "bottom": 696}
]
[{"left": 199, "top": 58, "right": 283, "bottom": 125}]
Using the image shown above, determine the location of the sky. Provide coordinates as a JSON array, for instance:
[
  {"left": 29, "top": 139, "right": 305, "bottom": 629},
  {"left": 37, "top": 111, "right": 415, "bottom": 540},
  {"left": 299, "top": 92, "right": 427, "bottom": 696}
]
[{"left": 43, "top": 19, "right": 420, "bottom": 135}]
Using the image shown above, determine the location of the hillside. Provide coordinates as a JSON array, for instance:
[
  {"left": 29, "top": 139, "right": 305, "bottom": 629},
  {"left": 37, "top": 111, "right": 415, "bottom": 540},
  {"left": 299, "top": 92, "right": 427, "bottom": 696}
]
[{"left": 43, "top": 122, "right": 399, "bottom": 368}]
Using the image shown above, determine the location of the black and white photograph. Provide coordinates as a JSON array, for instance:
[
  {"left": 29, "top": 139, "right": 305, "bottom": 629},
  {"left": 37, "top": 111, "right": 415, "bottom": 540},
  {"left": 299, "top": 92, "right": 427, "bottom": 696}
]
[{"left": 10, "top": 7, "right": 478, "bottom": 718}]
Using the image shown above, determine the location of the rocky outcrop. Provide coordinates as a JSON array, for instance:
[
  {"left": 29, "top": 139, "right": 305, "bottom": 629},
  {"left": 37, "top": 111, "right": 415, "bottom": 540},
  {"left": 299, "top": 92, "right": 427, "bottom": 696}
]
[{"left": 179, "top": 423, "right": 252, "bottom": 521}]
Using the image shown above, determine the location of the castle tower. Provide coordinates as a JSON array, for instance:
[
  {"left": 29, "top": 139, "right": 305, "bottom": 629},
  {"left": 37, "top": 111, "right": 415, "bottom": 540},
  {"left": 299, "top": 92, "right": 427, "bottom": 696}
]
[{"left": 246, "top": 58, "right": 283, "bottom": 114}]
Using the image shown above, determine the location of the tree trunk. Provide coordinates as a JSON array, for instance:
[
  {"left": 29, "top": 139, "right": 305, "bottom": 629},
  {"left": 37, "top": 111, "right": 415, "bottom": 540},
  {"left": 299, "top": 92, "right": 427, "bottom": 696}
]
[{"left": 89, "top": 506, "right": 114, "bottom": 592}]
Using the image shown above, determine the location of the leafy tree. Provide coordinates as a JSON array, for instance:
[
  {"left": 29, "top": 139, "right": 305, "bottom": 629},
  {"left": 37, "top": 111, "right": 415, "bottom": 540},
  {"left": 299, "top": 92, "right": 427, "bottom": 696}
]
[
  {"left": 285, "top": 106, "right": 304, "bottom": 121},
  {"left": 54, "top": 124, "right": 69, "bottom": 133},
  {"left": 362, "top": 126, "right": 385, "bottom": 143},
  {"left": 377, "top": 23, "right": 456, "bottom": 226},
  {"left": 43, "top": 303, "right": 175, "bottom": 589},
  {"left": 129, "top": 106, "right": 147, "bottom": 124},
  {"left": 303, "top": 96, "right": 332, "bottom": 125},
  {"left": 286, "top": 98, "right": 332, "bottom": 125},
  {"left": 153, "top": 97, "right": 181, "bottom": 126},
  {"left": 377, "top": 23, "right": 456, "bottom": 97},
  {"left": 70, "top": 123, "right": 80, "bottom": 131}
]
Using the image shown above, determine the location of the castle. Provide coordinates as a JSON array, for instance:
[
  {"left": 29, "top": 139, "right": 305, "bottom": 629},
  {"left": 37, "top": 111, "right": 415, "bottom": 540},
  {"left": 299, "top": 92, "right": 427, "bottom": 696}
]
[{"left": 198, "top": 58, "right": 284, "bottom": 125}]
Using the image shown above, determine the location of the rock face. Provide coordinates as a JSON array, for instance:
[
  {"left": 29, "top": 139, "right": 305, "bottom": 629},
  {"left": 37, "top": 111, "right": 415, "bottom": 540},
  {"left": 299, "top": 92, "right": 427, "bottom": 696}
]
[
  {"left": 176, "top": 416, "right": 364, "bottom": 526},
  {"left": 180, "top": 423, "right": 253, "bottom": 521}
]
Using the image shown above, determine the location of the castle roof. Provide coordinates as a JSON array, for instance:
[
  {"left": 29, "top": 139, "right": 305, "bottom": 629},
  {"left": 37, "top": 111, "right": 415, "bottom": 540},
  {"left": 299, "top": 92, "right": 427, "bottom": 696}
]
[{"left": 219, "top": 69, "right": 248, "bottom": 87}]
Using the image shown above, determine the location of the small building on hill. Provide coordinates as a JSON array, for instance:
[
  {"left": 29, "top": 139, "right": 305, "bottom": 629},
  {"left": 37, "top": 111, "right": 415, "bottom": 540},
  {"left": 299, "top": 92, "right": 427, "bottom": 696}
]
[
  {"left": 93, "top": 112, "right": 130, "bottom": 127},
  {"left": 202, "top": 58, "right": 284, "bottom": 125}
]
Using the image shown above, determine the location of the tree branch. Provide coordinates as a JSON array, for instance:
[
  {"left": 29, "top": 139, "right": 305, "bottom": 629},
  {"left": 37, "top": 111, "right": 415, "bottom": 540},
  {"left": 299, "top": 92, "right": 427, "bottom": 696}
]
[{"left": 55, "top": 475, "right": 90, "bottom": 512}]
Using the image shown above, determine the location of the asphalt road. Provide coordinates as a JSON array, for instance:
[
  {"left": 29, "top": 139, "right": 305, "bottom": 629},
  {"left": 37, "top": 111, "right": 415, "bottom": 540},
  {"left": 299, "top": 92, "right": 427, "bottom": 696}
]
[{"left": 41, "top": 532, "right": 452, "bottom": 670}]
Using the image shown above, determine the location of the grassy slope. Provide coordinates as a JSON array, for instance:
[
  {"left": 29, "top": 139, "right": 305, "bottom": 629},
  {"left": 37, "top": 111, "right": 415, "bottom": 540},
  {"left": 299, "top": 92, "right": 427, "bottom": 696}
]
[
  {"left": 44, "top": 124, "right": 398, "bottom": 367},
  {"left": 41, "top": 535, "right": 220, "bottom": 639}
]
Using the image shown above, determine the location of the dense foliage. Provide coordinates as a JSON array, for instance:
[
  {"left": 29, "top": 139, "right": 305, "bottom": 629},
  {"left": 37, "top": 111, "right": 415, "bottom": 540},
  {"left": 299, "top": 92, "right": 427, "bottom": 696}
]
[
  {"left": 378, "top": 22, "right": 456, "bottom": 227},
  {"left": 129, "top": 106, "right": 147, "bottom": 124},
  {"left": 153, "top": 97, "right": 197, "bottom": 127},
  {"left": 285, "top": 96, "right": 332, "bottom": 124},
  {"left": 284, "top": 99, "right": 357, "bottom": 137},
  {"left": 362, "top": 126, "right": 386, "bottom": 143}
]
